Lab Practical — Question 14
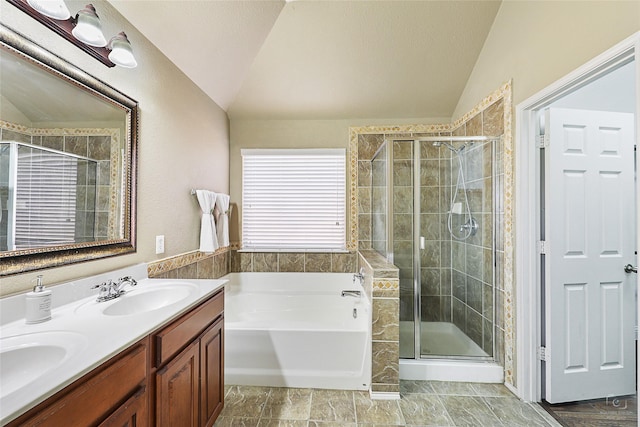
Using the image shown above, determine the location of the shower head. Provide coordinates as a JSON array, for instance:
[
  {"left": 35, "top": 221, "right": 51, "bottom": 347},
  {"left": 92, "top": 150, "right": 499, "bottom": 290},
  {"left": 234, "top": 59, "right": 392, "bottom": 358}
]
[{"left": 432, "top": 141, "right": 459, "bottom": 152}]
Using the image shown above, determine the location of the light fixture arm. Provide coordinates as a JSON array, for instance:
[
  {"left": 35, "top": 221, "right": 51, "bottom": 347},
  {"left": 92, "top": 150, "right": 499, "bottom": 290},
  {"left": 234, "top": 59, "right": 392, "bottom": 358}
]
[{"left": 7, "top": 0, "right": 135, "bottom": 68}]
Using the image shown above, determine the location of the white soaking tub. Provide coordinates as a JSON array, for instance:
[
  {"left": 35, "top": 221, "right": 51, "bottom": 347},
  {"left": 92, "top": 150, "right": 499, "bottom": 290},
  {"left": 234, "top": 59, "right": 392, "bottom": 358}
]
[{"left": 223, "top": 272, "right": 371, "bottom": 390}]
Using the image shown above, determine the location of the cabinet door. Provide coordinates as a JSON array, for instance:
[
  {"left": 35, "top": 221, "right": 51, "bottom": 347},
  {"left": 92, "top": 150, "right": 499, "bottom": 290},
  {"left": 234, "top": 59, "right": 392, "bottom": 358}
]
[
  {"left": 98, "top": 387, "right": 148, "bottom": 427},
  {"left": 156, "top": 342, "right": 200, "bottom": 427},
  {"left": 200, "top": 318, "right": 224, "bottom": 427},
  {"left": 8, "top": 341, "right": 148, "bottom": 427}
]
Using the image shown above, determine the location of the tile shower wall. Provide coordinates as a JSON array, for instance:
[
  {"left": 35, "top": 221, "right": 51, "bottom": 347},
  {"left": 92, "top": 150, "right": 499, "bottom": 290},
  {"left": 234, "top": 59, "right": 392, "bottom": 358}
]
[
  {"left": 449, "top": 99, "right": 504, "bottom": 360},
  {"left": 392, "top": 141, "right": 415, "bottom": 325},
  {"left": 371, "top": 146, "right": 387, "bottom": 255},
  {"left": 419, "top": 136, "right": 452, "bottom": 328},
  {"left": 360, "top": 249, "right": 400, "bottom": 395},
  {"left": 356, "top": 98, "right": 505, "bottom": 363}
]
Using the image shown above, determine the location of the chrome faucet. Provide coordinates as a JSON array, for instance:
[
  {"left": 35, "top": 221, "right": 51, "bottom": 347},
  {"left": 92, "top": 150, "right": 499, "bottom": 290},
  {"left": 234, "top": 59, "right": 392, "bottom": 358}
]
[
  {"left": 92, "top": 276, "right": 137, "bottom": 302},
  {"left": 353, "top": 267, "right": 365, "bottom": 286},
  {"left": 113, "top": 276, "right": 137, "bottom": 293},
  {"left": 341, "top": 290, "right": 361, "bottom": 298}
]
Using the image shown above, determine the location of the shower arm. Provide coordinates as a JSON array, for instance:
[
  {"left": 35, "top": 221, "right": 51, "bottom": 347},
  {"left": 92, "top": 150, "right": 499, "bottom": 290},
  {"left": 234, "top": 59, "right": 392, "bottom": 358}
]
[{"left": 391, "top": 136, "right": 500, "bottom": 143}]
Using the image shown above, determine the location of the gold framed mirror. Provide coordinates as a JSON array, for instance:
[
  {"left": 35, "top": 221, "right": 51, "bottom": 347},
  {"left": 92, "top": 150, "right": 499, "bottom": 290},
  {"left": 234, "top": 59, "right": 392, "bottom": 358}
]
[{"left": 0, "top": 25, "right": 138, "bottom": 276}]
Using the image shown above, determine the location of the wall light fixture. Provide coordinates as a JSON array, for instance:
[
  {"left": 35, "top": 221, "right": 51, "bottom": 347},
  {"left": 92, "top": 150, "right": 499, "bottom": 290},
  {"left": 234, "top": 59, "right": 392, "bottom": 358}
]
[
  {"left": 8, "top": 0, "right": 137, "bottom": 68},
  {"left": 71, "top": 4, "right": 106, "bottom": 47}
]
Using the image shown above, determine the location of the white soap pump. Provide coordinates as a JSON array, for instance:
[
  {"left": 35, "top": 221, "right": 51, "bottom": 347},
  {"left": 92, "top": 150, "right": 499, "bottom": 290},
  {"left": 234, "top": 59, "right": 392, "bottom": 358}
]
[{"left": 25, "top": 275, "right": 52, "bottom": 324}]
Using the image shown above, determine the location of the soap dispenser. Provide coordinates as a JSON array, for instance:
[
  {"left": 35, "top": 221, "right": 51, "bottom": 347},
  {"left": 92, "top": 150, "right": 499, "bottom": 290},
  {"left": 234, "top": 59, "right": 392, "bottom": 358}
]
[{"left": 25, "top": 275, "right": 52, "bottom": 324}]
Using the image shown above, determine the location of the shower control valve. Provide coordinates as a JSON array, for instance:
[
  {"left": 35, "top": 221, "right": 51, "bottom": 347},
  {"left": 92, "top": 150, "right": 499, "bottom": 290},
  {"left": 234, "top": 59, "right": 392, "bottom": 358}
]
[
  {"left": 459, "top": 217, "right": 479, "bottom": 237},
  {"left": 353, "top": 267, "right": 365, "bottom": 286}
]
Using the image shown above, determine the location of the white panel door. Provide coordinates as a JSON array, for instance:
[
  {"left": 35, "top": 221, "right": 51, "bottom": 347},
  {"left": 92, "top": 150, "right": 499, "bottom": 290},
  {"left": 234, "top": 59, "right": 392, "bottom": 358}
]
[{"left": 545, "top": 107, "right": 636, "bottom": 404}]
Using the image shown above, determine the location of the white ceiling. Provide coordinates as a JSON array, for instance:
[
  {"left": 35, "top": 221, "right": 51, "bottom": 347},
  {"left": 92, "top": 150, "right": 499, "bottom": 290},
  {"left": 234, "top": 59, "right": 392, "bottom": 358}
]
[{"left": 110, "top": 0, "right": 502, "bottom": 120}]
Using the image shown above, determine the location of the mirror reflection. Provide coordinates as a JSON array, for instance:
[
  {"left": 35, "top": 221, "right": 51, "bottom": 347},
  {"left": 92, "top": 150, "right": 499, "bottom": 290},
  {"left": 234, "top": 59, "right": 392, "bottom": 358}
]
[{"left": 0, "top": 26, "right": 137, "bottom": 276}]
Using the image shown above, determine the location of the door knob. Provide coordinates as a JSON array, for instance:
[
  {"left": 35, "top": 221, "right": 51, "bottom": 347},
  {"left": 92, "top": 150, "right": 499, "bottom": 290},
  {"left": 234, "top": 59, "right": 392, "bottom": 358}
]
[{"left": 624, "top": 264, "right": 637, "bottom": 273}]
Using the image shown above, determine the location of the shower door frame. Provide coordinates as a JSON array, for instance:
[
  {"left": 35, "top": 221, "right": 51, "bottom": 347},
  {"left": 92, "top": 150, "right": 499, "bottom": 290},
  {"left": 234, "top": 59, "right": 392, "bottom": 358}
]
[{"left": 386, "top": 136, "right": 500, "bottom": 362}]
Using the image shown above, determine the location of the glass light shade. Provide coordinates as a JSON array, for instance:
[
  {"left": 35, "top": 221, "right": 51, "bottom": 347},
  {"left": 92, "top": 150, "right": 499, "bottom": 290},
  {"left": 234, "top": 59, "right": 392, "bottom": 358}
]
[
  {"left": 27, "top": 0, "right": 71, "bottom": 20},
  {"left": 71, "top": 4, "right": 106, "bottom": 47},
  {"left": 108, "top": 32, "right": 137, "bottom": 68}
]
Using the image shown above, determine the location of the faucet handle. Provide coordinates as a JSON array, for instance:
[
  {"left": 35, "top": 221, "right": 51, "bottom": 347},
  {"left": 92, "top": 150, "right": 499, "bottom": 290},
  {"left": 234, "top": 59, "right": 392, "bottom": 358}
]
[
  {"left": 91, "top": 281, "right": 110, "bottom": 300},
  {"left": 91, "top": 281, "right": 107, "bottom": 290},
  {"left": 118, "top": 276, "right": 137, "bottom": 286}
]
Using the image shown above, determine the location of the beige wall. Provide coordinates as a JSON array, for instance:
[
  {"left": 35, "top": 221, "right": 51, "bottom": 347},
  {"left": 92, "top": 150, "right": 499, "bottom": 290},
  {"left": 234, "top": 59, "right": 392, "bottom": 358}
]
[
  {"left": 229, "top": 117, "right": 447, "bottom": 243},
  {"left": 0, "top": 0, "right": 229, "bottom": 296},
  {"left": 454, "top": 1, "right": 640, "bottom": 117}
]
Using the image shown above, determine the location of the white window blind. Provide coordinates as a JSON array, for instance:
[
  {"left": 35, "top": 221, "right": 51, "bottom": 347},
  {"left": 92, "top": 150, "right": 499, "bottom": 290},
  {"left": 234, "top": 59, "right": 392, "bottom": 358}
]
[
  {"left": 15, "top": 146, "right": 78, "bottom": 249},
  {"left": 242, "top": 148, "right": 346, "bottom": 251}
]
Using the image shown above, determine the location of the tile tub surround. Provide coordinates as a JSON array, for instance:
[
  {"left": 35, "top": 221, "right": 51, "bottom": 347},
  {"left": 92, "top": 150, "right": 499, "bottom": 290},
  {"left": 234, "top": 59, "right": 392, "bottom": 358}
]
[
  {"left": 230, "top": 251, "right": 358, "bottom": 273},
  {"left": 214, "top": 381, "right": 561, "bottom": 427},
  {"left": 148, "top": 247, "right": 231, "bottom": 279},
  {"left": 352, "top": 81, "right": 514, "bottom": 387},
  {"left": 360, "top": 249, "right": 400, "bottom": 397}
]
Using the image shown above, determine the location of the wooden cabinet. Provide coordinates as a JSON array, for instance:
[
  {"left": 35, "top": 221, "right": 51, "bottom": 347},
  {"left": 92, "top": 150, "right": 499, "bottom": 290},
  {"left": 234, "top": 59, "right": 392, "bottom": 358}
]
[
  {"left": 98, "top": 387, "right": 149, "bottom": 427},
  {"left": 153, "top": 290, "right": 225, "bottom": 427},
  {"left": 7, "top": 338, "right": 149, "bottom": 427},
  {"left": 200, "top": 319, "right": 224, "bottom": 427},
  {"left": 156, "top": 342, "right": 200, "bottom": 426},
  {"left": 7, "top": 289, "right": 224, "bottom": 427}
]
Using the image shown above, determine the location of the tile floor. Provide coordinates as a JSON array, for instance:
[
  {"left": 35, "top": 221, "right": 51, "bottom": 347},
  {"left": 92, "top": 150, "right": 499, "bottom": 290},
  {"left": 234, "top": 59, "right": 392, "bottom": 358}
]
[{"left": 215, "top": 381, "right": 562, "bottom": 427}]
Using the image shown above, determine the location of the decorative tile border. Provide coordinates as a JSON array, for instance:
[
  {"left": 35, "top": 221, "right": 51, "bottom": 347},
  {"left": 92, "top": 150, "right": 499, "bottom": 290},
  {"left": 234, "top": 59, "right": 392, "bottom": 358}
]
[
  {"left": 373, "top": 279, "right": 399, "bottom": 291},
  {"left": 147, "top": 247, "right": 231, "bottom": 277},
  {"left": 500, "top": 81, "right": 515, "bottom": 386},
  {"left": 348, "top": 134, "right": 359, "bottom": 251}
]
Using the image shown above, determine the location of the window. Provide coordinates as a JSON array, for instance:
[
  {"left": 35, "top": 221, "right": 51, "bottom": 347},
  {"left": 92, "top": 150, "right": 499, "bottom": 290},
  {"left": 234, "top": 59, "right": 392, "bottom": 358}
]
[{"left": 242, "top": 148, "right": 346, "bottom": 251}]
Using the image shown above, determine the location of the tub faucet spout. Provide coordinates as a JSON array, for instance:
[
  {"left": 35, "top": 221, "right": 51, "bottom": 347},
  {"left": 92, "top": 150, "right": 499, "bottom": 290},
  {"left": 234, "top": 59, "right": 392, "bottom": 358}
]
[{"left": 341, "top": 290, "right": 361, "bottom": 298}]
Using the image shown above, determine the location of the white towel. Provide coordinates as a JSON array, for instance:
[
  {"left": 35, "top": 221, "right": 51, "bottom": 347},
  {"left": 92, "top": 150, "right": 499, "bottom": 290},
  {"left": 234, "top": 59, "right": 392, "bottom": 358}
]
[
  {"left": 195, "top": 190, "right": 218, "bottom": 252},
  {"left": 215, "top": 193, "right": 230, "bottom": 247}
]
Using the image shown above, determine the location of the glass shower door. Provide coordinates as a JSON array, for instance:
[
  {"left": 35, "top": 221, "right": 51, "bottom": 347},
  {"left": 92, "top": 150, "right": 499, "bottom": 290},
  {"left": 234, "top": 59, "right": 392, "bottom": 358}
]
[{"left": 420, "top": 139, "right": 495, "bottom": 359}]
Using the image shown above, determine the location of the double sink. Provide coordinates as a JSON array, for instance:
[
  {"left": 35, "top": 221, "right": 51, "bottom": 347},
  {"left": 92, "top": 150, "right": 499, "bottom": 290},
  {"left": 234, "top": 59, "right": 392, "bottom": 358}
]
[{"left": 0, "top": 270, "right": 226, "bottom": 425}]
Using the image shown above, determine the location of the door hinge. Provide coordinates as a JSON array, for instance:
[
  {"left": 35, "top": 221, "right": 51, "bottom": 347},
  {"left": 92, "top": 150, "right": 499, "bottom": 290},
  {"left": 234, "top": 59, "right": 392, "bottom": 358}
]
[
  {"left": 537, "top": 346, "right": 549, "bottom": 362},
  {"left": 537, "top": 240, "right": 547, "bottom": 254},
  {"left": 537, "top": 134, "right": 549, "bottom": 148}
]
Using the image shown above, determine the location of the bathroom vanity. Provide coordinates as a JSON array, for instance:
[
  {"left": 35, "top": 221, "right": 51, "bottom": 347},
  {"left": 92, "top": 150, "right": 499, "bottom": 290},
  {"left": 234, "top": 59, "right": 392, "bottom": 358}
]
[{"left": 0, "top": 265, "right": 226, "bottom": 427}]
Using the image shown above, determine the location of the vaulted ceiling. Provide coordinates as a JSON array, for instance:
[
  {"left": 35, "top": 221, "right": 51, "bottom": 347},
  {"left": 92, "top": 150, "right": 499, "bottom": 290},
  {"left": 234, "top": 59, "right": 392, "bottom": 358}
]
[{"left": 109, "top": 1, "right": 502, "bottom": 120}]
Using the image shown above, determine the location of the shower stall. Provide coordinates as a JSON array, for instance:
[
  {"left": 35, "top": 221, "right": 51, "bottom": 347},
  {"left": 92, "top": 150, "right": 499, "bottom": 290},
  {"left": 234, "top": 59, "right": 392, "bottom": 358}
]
[{"left": 371, "top": 135, "right": 503, "bottom": 380}]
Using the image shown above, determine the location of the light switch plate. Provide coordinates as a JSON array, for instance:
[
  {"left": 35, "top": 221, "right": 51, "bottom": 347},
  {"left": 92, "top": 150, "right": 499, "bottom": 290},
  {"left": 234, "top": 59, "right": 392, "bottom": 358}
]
[{"left": 155, "top": 235, "right": 165, "bottom": 254}]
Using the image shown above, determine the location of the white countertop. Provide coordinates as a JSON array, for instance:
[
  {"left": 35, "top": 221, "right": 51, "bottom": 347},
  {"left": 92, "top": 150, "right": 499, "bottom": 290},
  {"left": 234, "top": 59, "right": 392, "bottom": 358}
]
[{"left": 0, "top": 265, "right": 226, "bottom": 425}]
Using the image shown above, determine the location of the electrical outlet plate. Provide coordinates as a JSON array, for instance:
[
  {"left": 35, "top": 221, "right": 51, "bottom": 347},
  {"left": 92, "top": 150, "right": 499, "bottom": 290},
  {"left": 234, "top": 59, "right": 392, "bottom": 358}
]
[{"left": 155, "top": 235, "right": 165, "bottom": 254}]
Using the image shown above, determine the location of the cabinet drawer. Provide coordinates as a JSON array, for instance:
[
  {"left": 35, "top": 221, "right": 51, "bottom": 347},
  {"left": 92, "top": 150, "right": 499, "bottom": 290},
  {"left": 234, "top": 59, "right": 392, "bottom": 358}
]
[
  {"left": 14, "top": 341, "right": 148, "bottom": 427},
  {"left": 97, "top": 386, "right": 148, "bottom": 427},
  {"left": 154, "top": 290, "right": 223, "bottom": 367}
]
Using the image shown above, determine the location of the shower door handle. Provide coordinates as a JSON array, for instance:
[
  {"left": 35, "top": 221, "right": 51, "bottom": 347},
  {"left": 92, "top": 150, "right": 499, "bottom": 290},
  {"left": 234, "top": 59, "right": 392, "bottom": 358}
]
[
  {"left": 624, "top": 264, "right": 637, "bottom": 273},
  {"left": 419, "top": 236, "right": 425, "bottom": 250}
]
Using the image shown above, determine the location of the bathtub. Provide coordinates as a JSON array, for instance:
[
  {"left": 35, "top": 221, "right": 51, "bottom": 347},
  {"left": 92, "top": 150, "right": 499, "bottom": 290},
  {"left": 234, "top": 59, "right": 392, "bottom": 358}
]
[{"left": 222, "top": 272, "right": 371, "bottom": 391}]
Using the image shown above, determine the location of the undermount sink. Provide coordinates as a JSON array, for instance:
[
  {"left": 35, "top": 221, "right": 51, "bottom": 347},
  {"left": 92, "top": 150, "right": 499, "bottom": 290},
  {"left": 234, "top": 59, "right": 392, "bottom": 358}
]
[{"left": 0, "top": 331, "right": 88, "bottom": 399}]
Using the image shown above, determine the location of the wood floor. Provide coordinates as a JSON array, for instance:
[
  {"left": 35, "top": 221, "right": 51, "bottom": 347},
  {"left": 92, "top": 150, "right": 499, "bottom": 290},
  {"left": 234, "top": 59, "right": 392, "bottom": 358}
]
[{"left": 542, "top": 395, "right": 637, "bottom": 427}]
